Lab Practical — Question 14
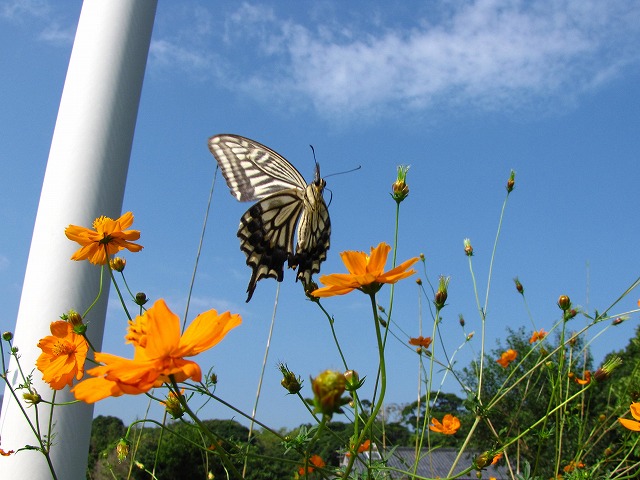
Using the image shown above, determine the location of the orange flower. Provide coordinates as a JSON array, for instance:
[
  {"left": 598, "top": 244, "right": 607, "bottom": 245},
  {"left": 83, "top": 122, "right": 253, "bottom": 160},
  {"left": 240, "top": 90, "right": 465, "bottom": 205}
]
[
  {"left": 529, "top": 329, "right": 547, "bottom": 343},
  {"left": 429, "top": 413, "right": 461, "bottom": 435},
  {"left": 72, "top": 299, "right": 241, "bottom": 403},
  {"left": 574, "top": 371, "right": 591, "bottom": 385},
  {"left": 65, "top": 211, "right": 142, "bottom": 265},
  {"left": 358, "top": 439, "right": 371, "bottom": 453},
  {"left": 619, "top": 403, "right": 640, "bottom": 431},
  {"left": 36, "top": 321, "right": 89, "bottom": 390},
  {"left": 311, "top": 242, "right": 419, "bottom": 297},
  {"left": 491, "top": 452, "right": 503, "bottom": 465},
  {"left": 0, "top": 448, "right": 15, "bottom": 456},
  {"left": 563, "top": 460, "right": 585, "bottom": 472},
  {"left": 496, "top": 349, "right": 517, "bottom": 368},
  {"left": 298, "top": 454, "right": 325, "bottom": 475},
  {"left": 409, "top": 336, "right": 432, "bottom": 348}
]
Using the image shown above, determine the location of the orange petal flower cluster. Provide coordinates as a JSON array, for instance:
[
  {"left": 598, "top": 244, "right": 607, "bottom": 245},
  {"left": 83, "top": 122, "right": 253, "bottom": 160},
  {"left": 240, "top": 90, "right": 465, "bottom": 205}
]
[
  {"left": 409, "top": 336, "right": 432, "bottom": 348},
  {"left": 311, "top": 242, "right": 419, "bottom": 297},
  {"left": 346, "top": 439, "right": 371, "bottom": 457},
  {"left": 429, "top": 414, "right": 461, "bottom": 435},
  {"left": 574, "top": 371, "right": 591, "bottom": 385},
  {"left": 65, "top": 212, "right": 143, "bottom": 265},
  {"left": 298, "top": 454, "right": 325, "bottom": 475},
  {"left": 563, "top": 460, "right": 585, "bottom": 472},
  {"left": 529, "top": 329, "right": 547, "bottom": 343},
  {"left": 72, "top": 299, "right": 241, "bottom": 403},
  {"left": 36, "top": 321, "right": 89, "bottom": 390},
  {"left": 619, "top": 403, "right": 640, "bottom": 431},
  {"left": 496, "top": 349, "right": 517, "bottom": 368}
]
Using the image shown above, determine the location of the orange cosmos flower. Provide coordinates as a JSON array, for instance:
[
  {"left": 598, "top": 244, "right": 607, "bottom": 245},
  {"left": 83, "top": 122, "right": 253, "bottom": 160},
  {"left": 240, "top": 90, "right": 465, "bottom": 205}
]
[
  {"left": 311, "top": 242, "right": 419, "bottom": 297},
  {"left": 619, "top": 403, "right": 640, "bottom": 431},
  {"left": 574, "top": 371, "right": 591, "bottom": 385},
  {"left": 36, "top": 320, "right": 89, "bottom": 390},
  {"left": 72, "top": 299, "right": 241, "bottom": 403},
  {"left": 298, "top": 454, "right": 325, "bottom": 475},
  {"left": 496, "top": 349, "right": 517, "bottom": 368},
  {"left": 65, "top": 211, "right": 142, "bottom": 265},
  {"left": 563, "top": 460, "right": 585, "bottom": 472},
  {"left": 429, "top": 413, "right": 461, "bottom": 435},
  {"left": 529, "top": 329, "right": 547, "bottom": 343},
  {"left": 0, "top": 448, "right": 15, "bottom": 456},
  {"left": 409, "top": 336, "right": 432, "bottom": 348}
]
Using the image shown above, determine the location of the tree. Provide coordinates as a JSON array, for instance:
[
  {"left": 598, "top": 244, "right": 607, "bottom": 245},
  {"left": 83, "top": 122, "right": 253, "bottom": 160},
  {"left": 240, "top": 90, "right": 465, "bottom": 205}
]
[{"left": 459, "top": 327, "right": 594, "bottom": 477}]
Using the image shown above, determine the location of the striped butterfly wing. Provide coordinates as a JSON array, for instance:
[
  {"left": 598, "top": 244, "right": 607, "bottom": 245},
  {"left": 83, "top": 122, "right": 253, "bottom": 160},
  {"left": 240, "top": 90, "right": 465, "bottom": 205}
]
[{"left": 209, "top": 134, "right": 331, "bottom": 302}]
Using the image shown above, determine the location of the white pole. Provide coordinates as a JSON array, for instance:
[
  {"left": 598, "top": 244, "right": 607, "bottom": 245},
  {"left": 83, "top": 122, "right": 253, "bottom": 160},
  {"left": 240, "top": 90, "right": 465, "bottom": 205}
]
[{"left": 0, "top": 1, "right": 157, "bottom": 478}]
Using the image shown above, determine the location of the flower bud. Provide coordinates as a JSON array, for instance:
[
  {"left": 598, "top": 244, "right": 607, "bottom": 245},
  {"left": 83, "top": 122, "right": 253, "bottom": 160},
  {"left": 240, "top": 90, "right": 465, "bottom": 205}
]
[
  {"left": 23, "top": 391, "right": 42, "bottom": 405},
  {"left": 116, "top": 438, "right": 130, "bottom": 463},
  {"left": 344, "top": 370, "right": 364, "bottom": 391},
  {"left": 391, "top": 165, "right": 410, "bottom": 203},
  {"left": 463, "top": 238, "right": 473, "bottom": 256},
  {"left": 557, "top": 295, "right": 571, "bottom": 311},
  {"left": 279, "top": 363, "right": 303, "bottom": 394},
  {"left": 434, "top": 276, "right": 450, "bottom": 310},
  {"left": 209, "top": 373, "right": 218, "bottom": 385},
  {"left": 459, "top": 315, "right": 465, "bottom": 327},
  {"left": 514, "top": 277, "right": 524, "bottom": 294},
  {"left": 474, "top": 451, "right": 493, "bottom": 469},
  {"left": 612, "top": 316, "right": 627, "bottom": 326},
  {"left": 311, "top": 370, "right": 349, "bottom": 417},
  {"left": 67, "top": 309, "right": 84, "bottom": 327},
  {"left": 2, "top": 331, "right": 13, "bottom": 342},
  {"left": 594, "top": 356, "right": 622, "bottom": 382},
  {"left": 135, "top": 292, "right": 148, "bottom": 306},
  {"left": 506, "top": 170, "right": 515, "bottom": 193},
  {"left": 162, "top": 391, "right": 185, "bottom": 419},
  {"left": 110, "top": 257, "right": 126, "bottom": 272}
]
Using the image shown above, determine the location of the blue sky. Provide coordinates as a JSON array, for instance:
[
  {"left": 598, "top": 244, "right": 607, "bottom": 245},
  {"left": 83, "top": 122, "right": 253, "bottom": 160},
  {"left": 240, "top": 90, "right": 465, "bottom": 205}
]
[{"left": 1, "top": 0, "right": 639, "bottom": 430}]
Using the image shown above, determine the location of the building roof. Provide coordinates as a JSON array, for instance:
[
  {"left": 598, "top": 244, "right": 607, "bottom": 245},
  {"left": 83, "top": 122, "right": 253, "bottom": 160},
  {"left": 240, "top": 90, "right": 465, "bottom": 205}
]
[{"left": 340, "top": 446, "right": 509, "bottom": 479}]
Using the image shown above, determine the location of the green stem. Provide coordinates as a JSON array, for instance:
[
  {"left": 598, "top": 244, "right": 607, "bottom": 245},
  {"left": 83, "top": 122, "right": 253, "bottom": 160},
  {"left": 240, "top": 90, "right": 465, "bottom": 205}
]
[{"left": 343, "top": 292, "right": 387, "bottom": 478}]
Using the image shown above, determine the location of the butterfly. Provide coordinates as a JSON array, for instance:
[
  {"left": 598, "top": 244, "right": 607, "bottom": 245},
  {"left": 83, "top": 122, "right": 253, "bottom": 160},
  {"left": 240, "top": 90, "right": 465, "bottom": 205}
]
[{"left": 208, "top": 134, "right": 331, "bottom": 302}]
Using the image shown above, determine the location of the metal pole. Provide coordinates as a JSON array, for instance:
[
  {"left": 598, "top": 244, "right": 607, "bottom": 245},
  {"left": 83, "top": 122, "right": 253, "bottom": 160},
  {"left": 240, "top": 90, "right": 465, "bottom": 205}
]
[{"left": 0, "top": 1, "right": 157, "bottom": 477}]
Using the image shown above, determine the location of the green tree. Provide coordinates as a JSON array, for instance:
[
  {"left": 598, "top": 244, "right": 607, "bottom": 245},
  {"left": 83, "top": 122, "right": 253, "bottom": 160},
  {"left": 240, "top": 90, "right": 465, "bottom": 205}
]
[{"left": 459, "top": 327, "right": 593, "bottom": 477}]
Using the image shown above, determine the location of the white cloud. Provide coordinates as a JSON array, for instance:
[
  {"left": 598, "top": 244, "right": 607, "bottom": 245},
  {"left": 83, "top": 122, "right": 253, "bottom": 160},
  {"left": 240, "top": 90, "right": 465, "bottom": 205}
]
[
  {"left": 38, "top": 21, "right": 74, "bottom": 44},
  {"left": 215, "top": 0, "right": 640, "bottom": 118},
  {"left": 0, "top": 0, "right": 50, "bottom": 20},
  {"left": 150, "top": 39, "right": 211, "bottom": 70}
]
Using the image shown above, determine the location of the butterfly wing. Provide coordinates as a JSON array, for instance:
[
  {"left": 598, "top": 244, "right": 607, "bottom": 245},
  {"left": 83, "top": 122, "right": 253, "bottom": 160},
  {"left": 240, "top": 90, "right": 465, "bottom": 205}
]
[
  {"left": 209, "top": 134, "right": 307, "bottom": 201},
  {"left": 208, "top": 134, "right": 331, "bottom": 301}
]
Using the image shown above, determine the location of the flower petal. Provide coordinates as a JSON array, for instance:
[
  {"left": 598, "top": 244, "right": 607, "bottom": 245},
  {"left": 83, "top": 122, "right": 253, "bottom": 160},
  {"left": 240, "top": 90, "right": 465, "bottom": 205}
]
[
  {"left": 178, "top": 310, "right": 241, "bottom": 356},
  {"left": 619, "top": 417, "right": 640, "bottom": 431},
  {"left": 340, "top": 250, "right": 368, "bottom": 275},
  {"left": 366, "top": 243, "right": 391, "bottom": 275}
]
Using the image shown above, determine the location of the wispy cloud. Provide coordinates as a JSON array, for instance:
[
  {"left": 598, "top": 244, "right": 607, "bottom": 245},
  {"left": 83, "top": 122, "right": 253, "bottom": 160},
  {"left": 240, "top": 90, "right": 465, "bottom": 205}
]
[
  {"left": 214, "top": 0, "right": 640, "bottom": 118},
  {"left": 1, "top": 0, "right": 75, "bottom": 46},
  {"left": 38, "top": 21, "right": 74, "bottom": 44},
  {"left": 0, "top": 0, "right": 50, "bottom": 20}
]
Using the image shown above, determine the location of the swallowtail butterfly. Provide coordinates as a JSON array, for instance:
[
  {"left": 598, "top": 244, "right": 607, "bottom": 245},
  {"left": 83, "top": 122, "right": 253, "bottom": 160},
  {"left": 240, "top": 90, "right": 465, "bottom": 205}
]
[{"left": 209, "top": 134, "right": 331, "bottom": 302}]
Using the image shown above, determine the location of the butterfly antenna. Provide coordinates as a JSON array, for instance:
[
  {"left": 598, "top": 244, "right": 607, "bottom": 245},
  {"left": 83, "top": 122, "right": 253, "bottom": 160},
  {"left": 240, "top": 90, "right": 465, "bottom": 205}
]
[
  {"left": 309, "top": 144, "right": 318, "bottom": 167},
  {"left": 324, "top": 165, "right": 362, "bottom": 179}
]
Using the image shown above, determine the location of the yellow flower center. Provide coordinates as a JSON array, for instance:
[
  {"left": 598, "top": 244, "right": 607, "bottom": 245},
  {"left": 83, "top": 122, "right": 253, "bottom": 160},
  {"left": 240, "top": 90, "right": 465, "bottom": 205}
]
[
  {"left": 52, "top": 340, "right": 75, "bottom": 357},
  {"left": 92, "top": 216, "right": 113, "bottom": 229}
]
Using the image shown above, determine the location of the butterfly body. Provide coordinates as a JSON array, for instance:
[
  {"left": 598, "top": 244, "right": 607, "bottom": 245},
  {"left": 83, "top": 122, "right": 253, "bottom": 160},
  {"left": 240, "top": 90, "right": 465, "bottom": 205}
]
[{"left": 209, "top": 134, "right": 331, "bottom": 302}]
